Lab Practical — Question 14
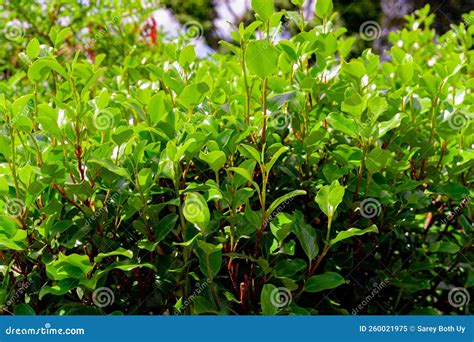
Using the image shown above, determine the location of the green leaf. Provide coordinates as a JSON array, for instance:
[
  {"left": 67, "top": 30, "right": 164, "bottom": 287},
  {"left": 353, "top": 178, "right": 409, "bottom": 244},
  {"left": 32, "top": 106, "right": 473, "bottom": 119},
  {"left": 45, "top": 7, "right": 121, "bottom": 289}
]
[
  {"left": 97, "top": 89, "right": 110, "bottom": 109},
  {"left": 246, "top": 40, "right": 279, "bottom": 79},
  {"left": 251, "top": 0, "right": 274, "bottom": 21},
  {"left": 315, "top": 0, "right": 333, "bottom": 18},
  {"left": 330, "top": 224, "right": 378, "bottom": 245},
  {"left": 238, "top": 144, "right": 262, "bottom": 164},
  {"left": 437, "top": 183, "right": 470, "bottom": 201},
  {"left": 154, "top": 213, "right": 179, "bottom": 243},
  {"left": 0, "top": 136, "right": 11, "bottom": 159},
  {"left": 343, "top": 61, "right": 366, "bottom": 79},
  {"left": 12, "top": 95, "right": 34, "bottom": 118},
  {"left": 39, "top": 278, "right": 77, "bottom": 299},
  {"left": 196, "top": 240, "right": 222, "bottom": 279},
  {"left": 199, "top": 151, "right": 227, "bottom": 173},
  {"left": 274, "top": 259, "right": 307, "bottom": 278},
  {"left": 0, "top": 178, "right": 8, "bottom": 193},
  {"left": 265, "top": 146, "right": 288, "bottom": 173},
  {"left": 291, "top": 0, "right": 305, "bottom": 6},
  {"left": 28, "top": 58, "right": 68, "bottom": 82},
  {"left": 179, "top": 82, "right": 209, "bottom": 109},
  {"left": 0, "top": 227, "right": 27, "bottom": 251},
  {"left": 54, "top": 27, "right": 71, "bottom": 47},
  {"left": 327, "top": 112, "right": 359, "bottom": 138},
  {"left": 375, "top": 113, "right": 405, "bottom": 138},
  {"left": 88, "top": 159, "right": 130, "bottom": 178},
  {"left": 26, "top": 38, "right": 40, "bottom": 60},
  {"left": 267, "top": 190, "right": 306, "bottom": 217},
  {"left": 149, "top": 93, "right": 166, "bottom": 125},
  {"left": 227, "top": 167, "right": 261, "bottom": 193},
  {"left": 293, "top": 211, "right": 318, "bottom": 260},
  {"left": 94, "top": 248, "right": 133, "bottom": 263},
  {"left": 192, "top": 296, "right": 219, "bottom": 314},
  {"left": 106, "top": 262, "right": 156, "bottom": 272},
  {"left": 176, "top": 138, "right": 197, "bottom": 162},
  {"left": 260, "top": 284, "right": 278, "bottom": 315},
  {"left": 179, "top": 45, "right": 196, "bottom": 67},
  {"left": 12, "top": 115, "right": 33, "bottom": 132},
  {"left": 14, "top": 303, "right": 36, "bottom": 316},
  {"left": 398, "top": 63, "right": 414, "bottom": 83},
  {"left": 270, "top": 213, "right": 293, "bottom": 242},
  {"left": 112, "top": 127, "right": 134, "bottom": 146},
  {"left": 304, "top": 272, "right": 345, "bottom": 292},
  {"left": 137, "top": 168, "right": 152, "bottom": 189},
  {"left": 429, "top": 241, "right": 460, "bottom": 254},
  {"left": 37, "top": 108, "right": 61, "bottom": 137},
  {"left": 365, "top": 147, "right": 391, "bottom": 174},
  {"left": 342, "top": 92, "right": 367, "bottom": 117},
  {"left": 315, "top": 180, "right": 345, "bottom": 218},
  {"left": 183, "top": 192, "right": 210, "bottom": 232},
  {"left": 46, "top": 254, "right": 93, "bottom": 281}
]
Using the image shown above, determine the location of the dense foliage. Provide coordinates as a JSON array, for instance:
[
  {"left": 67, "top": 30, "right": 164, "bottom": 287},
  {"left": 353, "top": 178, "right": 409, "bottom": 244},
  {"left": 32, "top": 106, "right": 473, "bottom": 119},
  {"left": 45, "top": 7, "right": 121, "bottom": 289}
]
[{"left": 0, "top": 0, "right": 473, "bottom": 316}]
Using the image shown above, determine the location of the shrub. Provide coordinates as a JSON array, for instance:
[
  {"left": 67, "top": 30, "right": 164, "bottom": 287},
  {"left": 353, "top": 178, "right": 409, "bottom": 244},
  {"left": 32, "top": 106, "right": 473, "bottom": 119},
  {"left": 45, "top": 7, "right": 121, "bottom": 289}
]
[{"left": 0, "top": 1, "right": 472, "bottom": 315}]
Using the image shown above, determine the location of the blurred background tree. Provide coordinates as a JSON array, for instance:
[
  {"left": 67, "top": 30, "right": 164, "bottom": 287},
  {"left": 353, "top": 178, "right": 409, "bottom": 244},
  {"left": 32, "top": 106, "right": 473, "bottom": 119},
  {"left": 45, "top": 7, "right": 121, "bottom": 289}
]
[
  {"left": 1, "top": 0, "right": 473, "bottom": 64},
  {"left": 160, "top": 0, "right": 473, "bottom": 51}
]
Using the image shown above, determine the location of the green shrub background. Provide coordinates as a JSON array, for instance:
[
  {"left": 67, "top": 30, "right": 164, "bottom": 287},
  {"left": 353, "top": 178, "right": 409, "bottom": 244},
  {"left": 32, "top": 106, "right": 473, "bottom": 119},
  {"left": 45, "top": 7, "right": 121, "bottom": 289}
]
[{"left": 0, "top": 0, "right": 472, "bottom": 315}]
